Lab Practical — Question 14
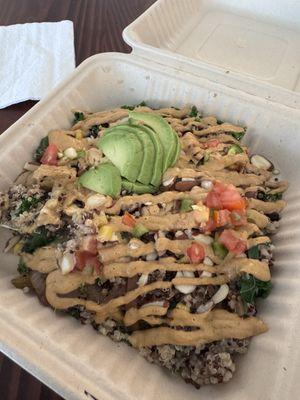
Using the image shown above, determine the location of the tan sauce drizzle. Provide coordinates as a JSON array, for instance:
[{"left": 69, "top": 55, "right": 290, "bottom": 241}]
[
  {"left": 48, "top": 130, "right": 88, "bottom": 151},
  {"left": 109, "top": 211, "right": 202, "bottom": 233},
  {"left": 129, "top": 309, "right": 267, "bottom": 348},
  {"left": 99, "top": 240, "right": 155, "bottom": 263},
  {"left": 246, "top": 209, "right": 269, "bottom": 229},
  {"left": 22, "top": 246, "right": 58, "bottom": 273},
  {"left": 248, "top": 198, "right": 286, "bottom": 213},
  {"left": 193, "top": 123, "right": 245, "bottom": 137},
  {"left": 248, "top": 236, "right": 270, "bottom": 248},
  {"left": 106, "top": 190, "right": 206, "bottom": 215},
  {"left": 124, "top": 305, "right": 168, "bottom": 327},
  {"left": 198, "top": 153, "right": 248, "bottom": 172}
]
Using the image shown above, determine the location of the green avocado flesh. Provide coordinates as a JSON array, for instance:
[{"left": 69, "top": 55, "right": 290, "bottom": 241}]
[
  {"left": 98, "top": 131, "right": 143, "bottom": 182},
  {"left": 104, "top": 124, "right": 155, "bottom": 185},
  {"left": 129, "top": 111, "right": 178, "bottom": 172},
  {"left": 78, "top": 162, "right": 121, "bottom": 198},
  {"left": 122, "top": 179, "right": 157, "bottom": 194}
]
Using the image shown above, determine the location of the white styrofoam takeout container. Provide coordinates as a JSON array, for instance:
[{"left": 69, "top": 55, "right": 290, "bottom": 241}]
[{"left": 1, "top": 1, "right": 300, "bottom": 399}]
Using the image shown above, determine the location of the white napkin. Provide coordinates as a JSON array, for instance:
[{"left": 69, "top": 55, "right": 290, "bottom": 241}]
[{"left": 0, "top": 20, "right": 75, "bottom": 109}]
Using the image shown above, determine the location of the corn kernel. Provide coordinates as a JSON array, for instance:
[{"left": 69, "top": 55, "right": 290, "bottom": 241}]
[
  {"left": 94, "top": 212, "right": 108, "bottom": 228},
  {"left": 75, "top": 130, "right": 83, "bottom": 140},
  {"left": 13, "top": 243, "right": 23, "bottom": 255},
  {"left": 98, "top": 225, "right": 114, "bottom": 242}
]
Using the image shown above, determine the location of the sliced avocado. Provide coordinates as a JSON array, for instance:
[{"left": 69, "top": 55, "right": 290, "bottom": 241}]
[
  {"left": 171, "top": 132, "right": 181, "bottom": 167},
  {"left": 122, "top": 179, "right": 157, "bottom": 194},
  {"left": 106, "top": 122, "right": 164, "bottom": 187},
  {"left": 78, "top": 162, "right": 121, "bottom": 199},
  {"left": 97, "top": 131, "right": 143, "bottom": 182},
  {"left": 129, "top": 111, "right": 177, "bottom": 172},
  {"left": 105, "top": 124, "right": 155, "bottom": 185}
]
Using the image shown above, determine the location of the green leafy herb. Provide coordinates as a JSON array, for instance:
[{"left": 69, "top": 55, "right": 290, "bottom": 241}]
[
  {"left": 68, "top": 307, "right": 81, "bottom": 319},
  {"left": 227, "top": 144, "right": 244, "bottom": 155},
  {"left": 17, "top": 258, "right": 29, "bottom": 275},
  {"left": 189, "top": 105, "right": 198, "bottom": 117},
  {"left": 121, "top": 104, "right": 135, "bottom": 111},
  {"left": 230, "top": 131, "right": 245, "bottom": 141},
  {"left": 76, "top": 150, "right": 86, "bottom": 158},
  {"left": 33, "top": 136, "right": 49, "bottom": 162},
  {"left": 257, "top": 191, "right": 283, "bottom": 202},
  {"left": 16, "top": 196, "right": 40, "bottom": 216},
  {"left": 121, "top": 101, "right": 147, "bottom": 111},
  {"left": 203, "top": 152, "right": 210, "bottom": 163},
  {"left": 195, "top": 117, "right": 202, "bottom": 122},
  {"left": 247, "top": 245, "right": 260, "bottom": 259},
  {"left": 73, "top": 112, "right": 85, "bottom": 124},
  {"left": 88, "top": 125, "right": 100, "bottom": 138},
  {"left": 212, "top": 241, "right": 228, "bottom": 259},
  {"left": 79, "top": 283, "right": 87, "bottom": 296},
  {"left": 180, "top": 198, "right": 194, "bottom": 212},
  {"left": 132, "top": 224, "right": 149, "bottom": 238},
  {"left": 22, "top": 226, "right": 56, "bottom": 254},
  {"left": 217, "top": 119, "right": 224, "bottom": 125},
  {"left": 95, "top": 277, "right": 104, "bottom": 286},
  {"left": 238, "top": 273, "right": 272, "bottom": 304}
]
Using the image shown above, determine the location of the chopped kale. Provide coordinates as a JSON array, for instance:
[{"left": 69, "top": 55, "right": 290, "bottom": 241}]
[
  {"left": 17, "top": 258, "right": 29, "bottom": 275},
  {"left": 73, "top": 111, "right": 85, "bottom": 124},
  {"left": 203, "top": 152, "right": 210, "bottom": 163},
  {"left": 189, "top": 105, "right": 198, "bottom": 117},
  {"left": 121, "top": 101, "right": 147, "bottom": 111},
  {"left": 33, "top": 136, "right": 49, "bottom": 162},
  {"left": 238, "top": 273, "right": 272, "bottom": 304},
  {"left": 88, "top": 125, "right": 100, "bottom": 138},
  {"left": 230, "top": 131, "right": 245, "bottom": 141},
  {"left": 257, "top": 191, "right": 283, "bottom": 202},
  {"left": 247, "top": 245, "right": 260, "bottom": 259},
  {"left": 68, "top": 307, "right": 81, "bottom": 319},
  {"left": 217, "top": 119, "right": 224, "bottom": 125},
  {"left": 22, "top": 226, "right": 56, "bottom": 253},
  {"left": 16, "top": 196, "right": 40, "bottom": 216},
  {"left": 121, "top": 105, "right": 135, "bottom": 111}
]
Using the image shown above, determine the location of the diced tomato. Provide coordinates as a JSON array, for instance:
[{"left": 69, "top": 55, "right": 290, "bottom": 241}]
[
  {"left": 81, "top": 235, "right": 98, "bottom": 255},
  {"left": 202, "top": 218, "right": 217, "bottom": 233},
  {"left": 187, "top": 243, "right": 205, "bottom": 263},
  {"left": 202, "top": 139, "right": 220, "bottom": 149},
  {"left": 219, "top": 229, "right": 246, "bottom": 254},
  {"left": 75, "top": 250, "right": 101, "bottom": 273},
  {"left": 213, "top": 209, "right": 231, "bottom": 227},
  {"left": 40, "top": 143, "right": 58, "bottom": 165},
  {"left": 205, "top": 191, "right": 222, "bottom": 209},
  {"left": 122, "top": 212, "right": 136, "bottom": 227},
  {"left": 230, "top": 210, "right": 247, "bottom": 226},
  {"left": 205, "top": 181, "right": 246, "bottom": 212}
]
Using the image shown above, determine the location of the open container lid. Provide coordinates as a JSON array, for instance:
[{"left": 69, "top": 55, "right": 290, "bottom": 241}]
[{"left": 123, "top": 0, "right": 300, "bottom": 109}]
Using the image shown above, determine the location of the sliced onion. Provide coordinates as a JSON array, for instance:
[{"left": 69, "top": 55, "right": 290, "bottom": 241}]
[
  {"left": 203, "top": 256, "right": 214, "bottom": 266},
  {"left": 194, "top": 234, "right": 213, "bottom": 245},
  {"left": 250, "top": 155, "right": 273, "bottom": 170},
  {"left": 201, "top": 270, "right": 212, "bottom": 277},
  {"left": 196, "top": 300, "right": 214, "bottom": 313},
  {"left": 137, "top": 274, "right": 148, "bottom": 286},
  {"left": 181, "top": 178, "right": 195, "bottom": 182},
  {"left": 162, "top": 177, "right": 175, "bottom": 187},
  {"left": 174, "top": 271, "right": 196, "bottom": 294},
  {"left": 201, "top": 180, "right": 213, "bottom": 190},
  {"left": 211, "top": 284, "right": 229, "bottom": 304},
  {"left": 140, "top": 301, "right": 167, "bottom": 309},
  {"left": 86, "top": 194, "right": 106, "bottom": 209},
  {"left": 59, "top": 252, "right": 76, "bottom": 275},
  {"left": 145, "top": 251, "right": 158, "bottom": 261}
]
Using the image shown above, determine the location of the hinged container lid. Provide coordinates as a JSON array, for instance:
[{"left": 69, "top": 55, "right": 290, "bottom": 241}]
[{"left": 123, "top": 0, "right": 300, "bottom": 109}]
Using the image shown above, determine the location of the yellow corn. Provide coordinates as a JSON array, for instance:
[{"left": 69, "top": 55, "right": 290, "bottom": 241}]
[
  {"left": 75, "top": 130, "right": 83, "bottom": 140},
  {"left": 98, "top": 225, "right": 114, "bottom": 242},
  {"left": 13, "top": 243, "right": 23, "bottom": 255},
  {"left": 94, "top": 213, "right": 108, "bottom": 228}
]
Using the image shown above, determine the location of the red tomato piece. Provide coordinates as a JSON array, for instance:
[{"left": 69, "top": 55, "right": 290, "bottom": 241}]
[
  {"left": 213, "top": 209, "right": 231, "bottom": 227},
  {"left": 220, "top": 189, "right": 246, "bottom": 211},
  {"left": 187, "top": 243, "right": 205, "bottom": 263},
  {"left": 202, "top": 218, "right": 217, "bottom": 233},
  {"left": 230, "top": 210, "right": 247, "bottom": 226},
  {"left": 205, "top": 191, "right": 222, "bottom": 209},
  {"left": 75, "top": 250, "right": 101, "bottom": 272},
  {"left": 202, "top": 139, "right": 220, "bottom": 149},
  {"left": 122, "top": 212, "right": 136, "bottom": 227},
  {"left": 40, "top": 143, "right": 58, "bottom": 165},
  {"left": 219, "top": 229, "right": 246, "bottom": 254},
  {"left": 81, "top": 235, "right": 98, "bottom": 255}
]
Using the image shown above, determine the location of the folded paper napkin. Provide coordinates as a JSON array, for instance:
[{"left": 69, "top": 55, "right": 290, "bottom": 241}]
[{"left": 0, "top": 20, "right": 75, "bottom": 109}]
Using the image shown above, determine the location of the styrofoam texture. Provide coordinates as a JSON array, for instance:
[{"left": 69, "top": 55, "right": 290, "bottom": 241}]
[
  {"left": 0, "top": 52, "right": 300, "bottom": 400},
  {"left": 123, "top": 0, "right": 300, "bottom": 109}
]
